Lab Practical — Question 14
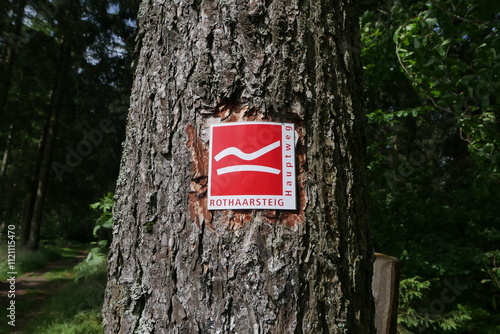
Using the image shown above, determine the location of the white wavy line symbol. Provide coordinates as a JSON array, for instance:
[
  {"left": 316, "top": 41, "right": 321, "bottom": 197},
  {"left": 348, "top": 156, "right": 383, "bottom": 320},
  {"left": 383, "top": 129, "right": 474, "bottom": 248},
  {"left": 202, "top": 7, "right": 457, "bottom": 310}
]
[
  {"left": 214, "top": 141, "right": 281, "bottom": 175},
  {"left": 217, "top": 165, "right": 281, "bottom": 175},
  {"left": 214, "top": 141, "right": 280, "bottom": 161}
]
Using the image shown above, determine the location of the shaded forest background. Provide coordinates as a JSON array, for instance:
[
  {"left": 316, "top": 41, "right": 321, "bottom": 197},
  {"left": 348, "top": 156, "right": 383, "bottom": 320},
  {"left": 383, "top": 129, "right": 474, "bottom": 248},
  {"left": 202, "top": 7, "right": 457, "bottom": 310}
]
[{"left": 0, "top": 0, "right": 499, "bottom": 332}]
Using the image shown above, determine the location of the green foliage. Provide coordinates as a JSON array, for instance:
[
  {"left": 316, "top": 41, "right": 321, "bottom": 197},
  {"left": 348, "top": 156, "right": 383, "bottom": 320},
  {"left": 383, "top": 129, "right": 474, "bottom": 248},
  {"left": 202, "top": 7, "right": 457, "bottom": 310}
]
[
  {"left": 74, "top": 193, "right": 115, "bottom": 283},
  {"left": 361, "top": 0, "right": 500, "bottom": 332},
  {"left": 457, "top": 305, "right": 500, "bottom": 334},
  {"left": 399, "top": 276, "right": 433, "bottom": 306},
  {"left": 74, "top": 245, "right": 107, "bottom": 284},
  {"left": 391, "top": 0, "right": 500, "bottom": 177},
  {"left": 89, "top": 192, "right": 115, "bottom": 240},
  {"left": 398, "top": 276, "right": 472, "bottom": 333},
  {"left": 482, "top": 250, "right": 500, "bottom": 309}
]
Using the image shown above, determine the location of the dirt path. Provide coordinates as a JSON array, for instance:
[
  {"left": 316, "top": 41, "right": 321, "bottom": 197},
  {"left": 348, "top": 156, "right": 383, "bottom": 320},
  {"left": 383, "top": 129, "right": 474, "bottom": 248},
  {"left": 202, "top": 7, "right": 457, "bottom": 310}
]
[{"left": 1, "top": 250, "right": 88, "bottom": 333}]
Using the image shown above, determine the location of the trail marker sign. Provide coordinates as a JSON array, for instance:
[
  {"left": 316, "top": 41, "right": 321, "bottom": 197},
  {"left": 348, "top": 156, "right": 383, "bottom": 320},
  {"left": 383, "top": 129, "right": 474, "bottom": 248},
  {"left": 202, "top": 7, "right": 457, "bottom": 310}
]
[{"left": 208, "top": 122, "right": 296, "bottom": 210}]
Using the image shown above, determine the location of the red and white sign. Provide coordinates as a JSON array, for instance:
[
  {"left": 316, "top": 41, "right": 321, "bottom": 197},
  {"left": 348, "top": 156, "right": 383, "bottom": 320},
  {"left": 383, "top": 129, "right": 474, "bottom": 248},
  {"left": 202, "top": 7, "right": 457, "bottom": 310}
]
[{"left": 208, "top": 122, "right": 296, "bottom": 210}]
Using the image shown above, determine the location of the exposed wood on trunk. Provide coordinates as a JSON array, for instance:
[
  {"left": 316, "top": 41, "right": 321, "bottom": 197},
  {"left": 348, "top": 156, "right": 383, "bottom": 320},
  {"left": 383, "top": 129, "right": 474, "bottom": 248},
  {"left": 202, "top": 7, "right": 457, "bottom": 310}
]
[{"left": 104, "top": 0, "right": 374, "bottom": 333}]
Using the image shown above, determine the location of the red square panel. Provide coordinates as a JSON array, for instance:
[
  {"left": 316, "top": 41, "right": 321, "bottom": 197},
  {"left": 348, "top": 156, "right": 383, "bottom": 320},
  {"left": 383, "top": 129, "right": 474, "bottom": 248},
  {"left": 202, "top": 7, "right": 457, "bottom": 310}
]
[{"left": 208, "top": 122, "right": 296, "bottom": 210}]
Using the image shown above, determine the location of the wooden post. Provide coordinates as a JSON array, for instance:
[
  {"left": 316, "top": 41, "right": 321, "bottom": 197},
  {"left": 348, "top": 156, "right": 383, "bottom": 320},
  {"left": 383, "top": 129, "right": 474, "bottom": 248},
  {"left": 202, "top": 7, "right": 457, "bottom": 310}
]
[{"left": 372, "top": 253, "right": 400, "bottom": 334}]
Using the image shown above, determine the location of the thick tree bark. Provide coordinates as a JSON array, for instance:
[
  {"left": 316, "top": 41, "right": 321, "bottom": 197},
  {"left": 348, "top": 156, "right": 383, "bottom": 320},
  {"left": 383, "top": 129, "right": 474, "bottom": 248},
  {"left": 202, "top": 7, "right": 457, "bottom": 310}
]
[{"left": 104, "top": 0, "right": 374, "bottom": 333}]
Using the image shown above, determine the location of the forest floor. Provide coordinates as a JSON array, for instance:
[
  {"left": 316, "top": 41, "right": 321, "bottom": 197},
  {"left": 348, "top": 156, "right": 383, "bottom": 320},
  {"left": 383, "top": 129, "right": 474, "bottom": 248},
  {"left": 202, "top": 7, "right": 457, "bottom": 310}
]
[{"left": 0, "top": 249, "right": 87, "bottom": 334}]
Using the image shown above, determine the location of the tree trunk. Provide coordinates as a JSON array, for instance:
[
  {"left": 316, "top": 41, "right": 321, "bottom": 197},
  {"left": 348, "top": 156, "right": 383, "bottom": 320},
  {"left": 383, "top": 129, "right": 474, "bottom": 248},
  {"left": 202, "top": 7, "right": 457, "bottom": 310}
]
[
  {"left": 104, "top": 0, "right": 374, "bottom": 333},
  {"left": 0, "top": 123, "right": 14, "bottom": 234},
  {"left": 0, "top": 0, "right": 27, "bottom": 116},
  {"left": 27, "top": 34, "right": 71, "bottom": 251},
  {"left": 0, "top": 0, "right": 26, "bottom": 236},
  {"left": 21, "top": 111, "right": 49, "bottom": 245},
  {"left": 0, "top": 123, "right": 13, "bottom": 179}
]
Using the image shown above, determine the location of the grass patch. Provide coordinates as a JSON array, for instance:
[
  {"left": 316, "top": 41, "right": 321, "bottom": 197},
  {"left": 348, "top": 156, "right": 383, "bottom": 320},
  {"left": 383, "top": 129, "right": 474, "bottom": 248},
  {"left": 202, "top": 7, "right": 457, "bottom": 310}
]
[
  {"left": 22, "top": 261, "right": 107, "bottom": 334},
  {"left": 0, "top": 244, "right": 62, "bottom": 281},
  {"left": 0, "top": 241, "right": 90, "bottom": 281},
  {"left": 0, "top": 243, "right": 106, "bottom": 334},
  {"left": 29, "top": 310, "right": 104, "bottom": 334}
]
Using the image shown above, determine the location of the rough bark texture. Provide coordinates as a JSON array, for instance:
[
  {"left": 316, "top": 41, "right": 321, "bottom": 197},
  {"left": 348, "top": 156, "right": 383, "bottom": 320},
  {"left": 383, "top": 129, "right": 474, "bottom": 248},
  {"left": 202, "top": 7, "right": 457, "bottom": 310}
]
[{"left": 104, "top": 0, "right": 374, "bottom": 333}]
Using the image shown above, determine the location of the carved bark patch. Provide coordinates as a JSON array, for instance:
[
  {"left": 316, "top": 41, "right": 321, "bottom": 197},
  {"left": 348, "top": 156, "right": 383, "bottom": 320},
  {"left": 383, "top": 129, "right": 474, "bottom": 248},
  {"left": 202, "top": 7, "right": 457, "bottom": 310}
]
[{"left": 186, "top": 107, "right": 306, "bottom": 228}]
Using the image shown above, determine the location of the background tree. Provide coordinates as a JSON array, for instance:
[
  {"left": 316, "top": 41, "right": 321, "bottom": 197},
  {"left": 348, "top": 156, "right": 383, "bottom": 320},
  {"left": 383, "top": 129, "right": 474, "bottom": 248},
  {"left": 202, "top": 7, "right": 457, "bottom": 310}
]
[
  {"left": 103, "top": 0, "right": 374, "bottom": 332},
  {"left": 361, "top": 0, "right": 500, "bottom": 332},
  {"left": 0, "top": 0, "right": 138, "bottom": 247}
]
